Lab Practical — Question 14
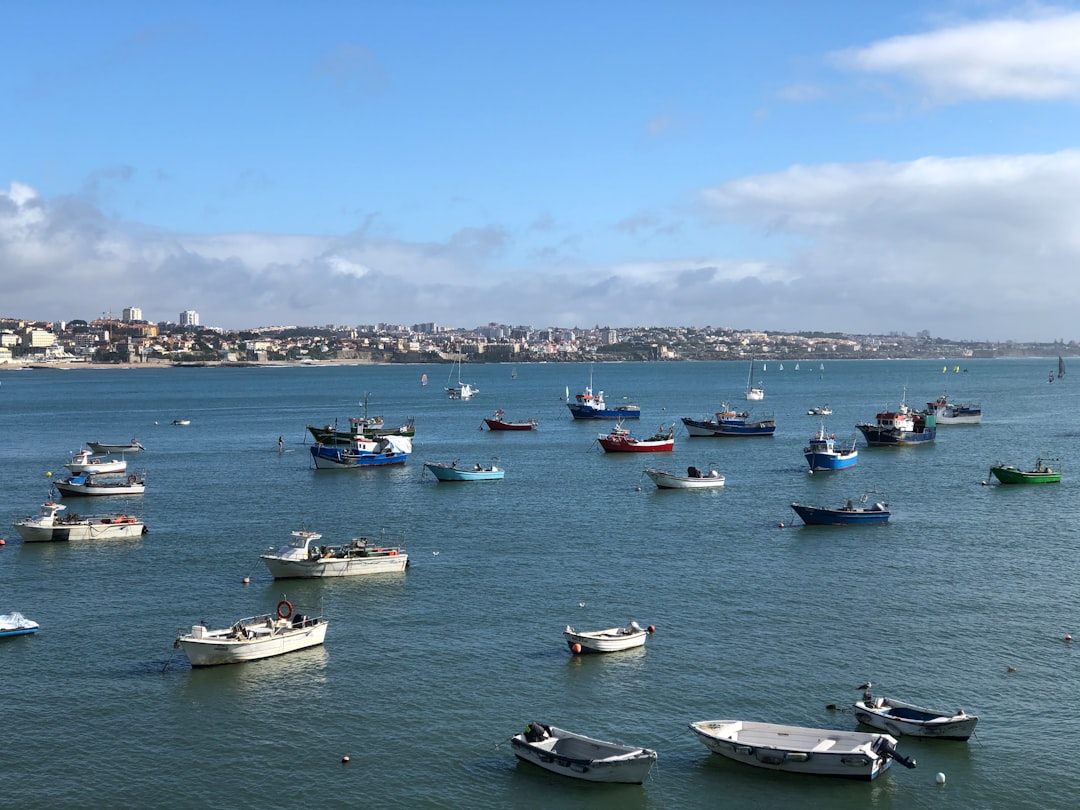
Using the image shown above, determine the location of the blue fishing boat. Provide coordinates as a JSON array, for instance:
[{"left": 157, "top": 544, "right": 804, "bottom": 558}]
[
  {"left": 682, "top": 403, "right": 775, "bottom": 437},
  {"left": 804, "top": 425, "right": 858, "bottom": 471},
  {"left": 309, "top": 435, "right": 411, "bottom": 469},
  {"left": 790, "top": 493, "right": 890, "bottom": 526},
  {"left": 566, "top": 369, "right": 640, "bottom": 420}
]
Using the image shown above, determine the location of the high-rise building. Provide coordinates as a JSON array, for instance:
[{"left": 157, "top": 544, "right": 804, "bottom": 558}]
[
  {"left": 122, "top": 306, "right": 142, "bottom": 323},
  {"left": 180, "top": 310, "right": 200, "bottom": 327}
]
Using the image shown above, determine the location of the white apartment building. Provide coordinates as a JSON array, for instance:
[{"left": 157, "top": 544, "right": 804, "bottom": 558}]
[{"left": 180, "top": 310, "right": 200, "bottom": 327}]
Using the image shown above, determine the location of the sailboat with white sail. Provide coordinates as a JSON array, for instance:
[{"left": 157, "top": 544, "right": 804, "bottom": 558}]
[
  {"left": 745, "top": 359, "right": 764, "bottom": 401},
  {"left": 446, "top": 356, "right": 478, "bottom": 400}
]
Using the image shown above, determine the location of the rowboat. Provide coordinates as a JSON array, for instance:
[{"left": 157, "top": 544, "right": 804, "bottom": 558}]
[
  {"left": 643, "top": 467, "right": 725, "bottom": 489},
  {"left": 510, "top": 723, "right": 657, "bottom": 783},
  {"left": 989, "top": 458, "right": 1061, "bottom": 484},
  {"left": 564, "top": 622, "right": 652, "bottom": 654},
  {"left": 688, "top": 720, "right": 915, "bottom": 780},
  {"left": 854, "top": 689, "right": 978, "bottom": 741},
  {"left": 423, "top": 461, "right": 504, "bottom": 481},
  {"left": 175, "top": 600, "right": 327, "bottom": 666}
]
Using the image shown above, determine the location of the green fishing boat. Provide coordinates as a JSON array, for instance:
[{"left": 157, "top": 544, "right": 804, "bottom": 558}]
[{"left": 989, "top": 458, "right": 1061, "bottom": 484}]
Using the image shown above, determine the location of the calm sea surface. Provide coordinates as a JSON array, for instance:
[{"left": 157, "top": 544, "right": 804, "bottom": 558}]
[{"left": 2, "top": 359, "right": 1077, "bottom": 809}]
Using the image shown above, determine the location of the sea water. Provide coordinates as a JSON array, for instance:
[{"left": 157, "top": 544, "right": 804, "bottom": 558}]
[{"left": 1, "top": 359, "right": 1077, "bottom": 809}]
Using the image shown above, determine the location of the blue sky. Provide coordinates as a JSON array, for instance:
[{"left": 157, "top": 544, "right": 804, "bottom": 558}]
[{"left": 4, "top": 1, "right": 1080, "bottom": 340}]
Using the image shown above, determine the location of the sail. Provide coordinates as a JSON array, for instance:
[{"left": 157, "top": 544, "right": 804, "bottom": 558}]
[{"left": 1060, "top": 356, "right": 1066, "bottom": 378}]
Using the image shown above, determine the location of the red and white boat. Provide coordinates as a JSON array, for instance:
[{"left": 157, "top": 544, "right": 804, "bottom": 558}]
[
  {"left": 483, "top": 409, "right": 537, "bottom": 431},
  {"left": 598, "top": 423, "right": 674, "bottom": 453}
]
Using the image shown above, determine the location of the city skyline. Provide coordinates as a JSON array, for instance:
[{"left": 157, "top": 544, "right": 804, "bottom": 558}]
[{"left": 4, "top": 3, "right": 1080, "bottom": 341}]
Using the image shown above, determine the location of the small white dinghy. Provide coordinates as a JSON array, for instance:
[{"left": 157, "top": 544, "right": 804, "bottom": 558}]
[
  {"left": 510, "top": 723, "right": 657, "bottom": 783},
  {"left": 643, "top": 466, "right": 725, "bottom": 489},
  {"left": 564, "top": 622, "right": 653, "bottom": 654},
  {"left": 853, "top": 687, "right": 978, "bottom": 741},
  {"left": 689, "top": 720, "right": 915, "bottom": 780}
]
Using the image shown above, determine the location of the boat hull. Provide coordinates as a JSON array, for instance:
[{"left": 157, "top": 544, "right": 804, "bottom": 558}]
[
  {"left": 87, "top": 441, "right": 143, "bottom": 454},
  {"left": 510, "top": 726, "right": 657, "bottom": 784},
  {"left": 54, "top": 480, "right": 145, "bottom": 496},
  {"left": 682, "top": 417, "right": 775, "bottom": 437},
  {"left": 307, "top": 423, "right": 415, "bottom": 442},
  {"left": 856, "top": 425, "right": 936, "bottom": 446},
  {"left": 643, "top": 468, "right": 725, "bottom": 489},
  {"left": 178, "top": 618, "right": 328, "bottom": 666},
  {"left": 568, "top": 403, "right": 640, "bottom": 420},
  {"left": 853, "top": 699, "right": 978, "bottom": 741},
  {"left": 689, "top": 721, "right": 898, "bottom": 780},
  {"left": 805, "top": 451, "right": 858, "bottom": 470},
  {"left": 484, "top": 419, "right": 536, "bottom": 431},
  {"left": 261, "top": 553, "right": 408, "bottom": 578},
  {"left": 598, "top": 438, "right": 674, "bottom": 452}
]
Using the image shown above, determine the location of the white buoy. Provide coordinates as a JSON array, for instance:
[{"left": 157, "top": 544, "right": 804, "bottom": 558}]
[{"left": 936, "top": 772, "right": 946, "bottom": 785}]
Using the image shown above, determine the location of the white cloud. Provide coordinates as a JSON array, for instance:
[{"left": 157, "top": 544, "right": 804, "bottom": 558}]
[{"left": 831, "top": 9, "right": 1080, "bottom": 102}]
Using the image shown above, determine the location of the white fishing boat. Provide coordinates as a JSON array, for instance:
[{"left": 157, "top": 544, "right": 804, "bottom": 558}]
[
  {"left": 64, "top": 449, "right": 127, "bottom": 475},
  {"left": 0, "top": 612, "right": 40, "bottom": 638},
  {"left": 510, "top": 723, "right": 657, "bottom": 784},
  {"left": 53, "top": 472, "right": 145, "bottom": 497},
  {"left": 643, "top": 466, "right": 725, "bottom": 489},
  {"left": 853, "top": 688, "right": 978, "bottom": 741},
  {"left": 260, "top": 530, "right": 408, "bottom": 578},
  {"left": 87, "top": 439, "right": 144, "bottom": 454},
  {"left": 14, "top": 500, "right": 146, "bottom": 542},
  {"left": 688, "top": 720, "right": 915, "bottom": 780},
  {"left": 564, "top": 622, "right": 653, "bottom": 653},
  {"left": 175, "top": 601, "right": 327, "bottom": 667}
]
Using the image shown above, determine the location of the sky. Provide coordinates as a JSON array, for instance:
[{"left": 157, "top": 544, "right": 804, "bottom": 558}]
[{"left": 4, "top": 1, "right": 1080, "bottom": 341}]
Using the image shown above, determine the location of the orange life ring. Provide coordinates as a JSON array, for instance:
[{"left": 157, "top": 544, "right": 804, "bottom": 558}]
[{"left": 276, "top": 600, "right": 293, "bottom": 620}]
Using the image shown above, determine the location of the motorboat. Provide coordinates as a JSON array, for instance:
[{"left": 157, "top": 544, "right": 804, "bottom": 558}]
[
  {"left": 566, "top": 368, "right": 640, "bottom": 420},
  {"left": 53, "top": 472, "right": 145, "bottom": 497},
  {"left": 14, "top": 500, "right": 146, "bottom": 542},
  {"left": 87, "top": 439, "right": 144, "bottom": 454},
  {"left": 853, "top": 688, "right": 978, "bottom": 741},
  {"left": 175, "top": 601, "right": 327, "bottom": 666},
  {"left": 989, "top": 458, "right": 1061, "bottom": 484},
  {"left": 309, "top": 435, "right": 412, "bottom": 469},
  {"left": 925, "top": 393, "right": 981, "bottom": 425},
  {"left": 789, "top": 493, "right": 890, "bottom": 525},
  {"left": 483, "top": 410, "right": 537, "bottom": 431},
  {"left": 643, "top": 466, "right": 725, "bottom": 489},
  {"left": 172, "top": 419, "right": 191, "bottom": 426},
  {"left": 682, "top": 404, "right": 775, "bottom": 437},
  {"left": 510, "top": 723, "right": 657, "bottom": 784},
  {"left": 597, "top": 423, "right": 674, "bottom": 452},
  {"left": 688, "top": 720, "right": 915, "bottom": 780},
  {"left": 64, "top": 449, "right": 127, "bottom": 475},
  {"left": 307, "top": 395, "right": 415, "bottom": 441},
  {"left": 564, "top": 622, "right": 653, "bottom": 654},
  {"left": 804, "top": 425, "right": 858, "bottom": 471},
  {"left": 0, "top": 612, "right": 40, "bottom": 638},
  {"left": 807, "top": 405, "right": 833, "bottom": 416},
  {"left": 261, "top": 529, "right": 408, "bottom": 578},
  {"left": 423, "top": 461, "right": 505, "bottom": 481}
]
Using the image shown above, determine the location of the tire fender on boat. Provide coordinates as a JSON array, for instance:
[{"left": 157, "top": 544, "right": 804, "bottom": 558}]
[{"left": 276, "top": 600, "right": 293, "bottom": 620}]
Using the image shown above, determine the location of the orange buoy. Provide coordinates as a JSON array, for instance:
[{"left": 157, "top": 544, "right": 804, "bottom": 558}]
[
  {"left": 0, "top": 538, "right": 6, "bottom": 546},
  {"left": 647, "top": 625, "right": 656, "bottom": 634},
  {"left": 242, "top": 577, "right": 250, "bottom": 584},
  {"left": 571, "top": 643, "right": 582, "bottom": 654}
]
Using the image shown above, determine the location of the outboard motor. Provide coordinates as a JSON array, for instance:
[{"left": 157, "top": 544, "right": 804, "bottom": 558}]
[
  {"left": 524, "top": 722, "right": 550, "bottom": 743},
  {"left": 876, "top": 737, "right": 916, "bottom": 769}
]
